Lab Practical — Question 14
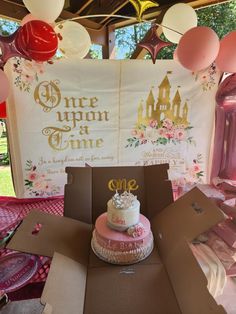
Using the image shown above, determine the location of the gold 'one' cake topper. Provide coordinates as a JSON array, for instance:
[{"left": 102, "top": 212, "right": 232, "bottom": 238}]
[
  {"left": 108, "top": 178, "right": 139, "bottom": 191},
  {"left": 112, "top": 191, "right": 137, "bottom": 209}
]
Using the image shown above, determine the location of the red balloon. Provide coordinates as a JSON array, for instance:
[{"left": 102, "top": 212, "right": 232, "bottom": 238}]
[
  {"left": 0, "top": 101, "right": 6, "bottom": 119},
  {"left": 15, "top": 20, "right": 58, "bottom": 62}
]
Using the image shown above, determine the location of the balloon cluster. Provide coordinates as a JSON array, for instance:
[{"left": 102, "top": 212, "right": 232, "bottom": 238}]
[
  {"left": 3, "top": 0, "right": 236, "bottom": 119},
  {"left": 130, "top": 1, "right": 233, "bottom": 71},
  {"left": 162, "top": 3, "right": 236, "bottom": 73},
  {"left": 0, "top": 21, "right": 58, "bottom": 117},
  {"left": 0, "top": 0, "right": 92, "bottom": 118}
]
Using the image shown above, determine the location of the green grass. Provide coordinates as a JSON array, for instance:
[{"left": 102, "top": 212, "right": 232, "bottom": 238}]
[
  {"left": 0, "top": 166, "right": 15, "bottom": 196},
  {"left": 0, "top": 136, "right": 15, "bottom": 196},
  {"left": 0, "top": 136, "right": 7, "bottom": 154}
]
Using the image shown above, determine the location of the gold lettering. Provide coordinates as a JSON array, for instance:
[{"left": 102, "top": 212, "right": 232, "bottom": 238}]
[
  {"left": 64, "top": 97, "right": 98, "bottom": 109},
  {"left": 43, "top": 126, "right": 104, "bottom": 150},
  {"left": 64, "top": 97, "right": 88, "bottom": 108},
  {"left": 56, "top": 111, "right": 72, "bottom": 123},
  {"left": 127, "top": 179, "right": 139, "bottom": 191},
  {"left": 108, "top": 179, "right": 139, "bottom": 192},
  {"left": 86, "top": 111, "right": 97, "bottom": 122},
  {"left": 108, "top": 180, "right": 117, "bottom": 191},
  {"left": 70, "top": 138, "right": 93, "bottom": 149},
  {"left": 34, "top": 80, "right": 61, "bottom": 112},
  {"left": 56, "top": 111, "right": 83, "bottom": 128},
  {"left": 79, "top": 126, "right": 89, "bottom": 135},
  {"left": 68, "top": 136, "right": 104, "bottom": 149},
  {"left": 96, "top": 138, "right": 103, "bottom": 148},
  {"left": 85, "top": 111, "right": 109, "bottom": 122},
  {"left": 97, "top": 111, "right": 109, "bottom": 122},
  {"left": 40, "top": 89, "right": 109, "bottom": 151},
  {"left": 71, "top": 112, "right": 83, "bottom": 128},
  {"left": 90, "top": 97, "right": 98, "bottom": 108},
  {"left": 42, "top": 126, "right": 71, "bottom": 151},
  {"left": 56, "top": 111, "right": 109, "bottom": 129}
]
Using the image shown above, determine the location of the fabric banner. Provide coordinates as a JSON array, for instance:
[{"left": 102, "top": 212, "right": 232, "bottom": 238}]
[{"left": 5, "top": 58, "right": 220, "bottom": 198}]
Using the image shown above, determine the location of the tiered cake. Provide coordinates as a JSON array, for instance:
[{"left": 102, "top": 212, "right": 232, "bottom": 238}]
[{"left": 91, "top": 191, "right": 154, "bottom": 265}]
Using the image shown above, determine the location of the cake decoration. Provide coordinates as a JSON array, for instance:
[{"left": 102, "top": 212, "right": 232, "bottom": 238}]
[
  {"left": 91, "top": 191, "right": 154, "bottom": 264},
  {"left": 112, "top": 191, "right": 137, "bottom": 209},
  {"left": 127, "top": 223, "right": 145, "bottom": 238}
]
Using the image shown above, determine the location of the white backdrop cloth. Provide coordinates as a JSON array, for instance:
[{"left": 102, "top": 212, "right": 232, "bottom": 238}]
[{"left": 5, "top": 59, "right": 220, "bottom": 198}]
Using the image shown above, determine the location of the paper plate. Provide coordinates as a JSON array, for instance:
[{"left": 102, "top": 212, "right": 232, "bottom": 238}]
[{"left": 0, "top": 252, "right": 41, "bottom": 293}]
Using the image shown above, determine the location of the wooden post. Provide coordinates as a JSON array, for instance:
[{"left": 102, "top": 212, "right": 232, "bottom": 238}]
[{"left": 102, "top": 25, "right": 116, "bottom": 59}]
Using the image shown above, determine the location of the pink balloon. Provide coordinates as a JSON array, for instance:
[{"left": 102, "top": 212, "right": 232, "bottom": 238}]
[
  {"left": 21, "top": 14, "right": 37, "bottom": 26},
  {"left": 0, "top": 70, "right": 10, "bottom": 103},
  {"left": 177, "top": 26, "right": 220, "bottom": 71},
  {"left": 173, "top": 48, "right": 178, "bottom": 61},
  {"left": 216, "top": 31, "right": 236, "bottom": 73}
]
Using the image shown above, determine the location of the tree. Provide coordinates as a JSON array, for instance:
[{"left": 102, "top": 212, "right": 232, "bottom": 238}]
[
  {"left": 115, "top": 22, "right": 151, "bottom": 59},
  {"left": 0, "top": 18, "right": 18, "bottom": 36},
  {"left": 89, "top": 44, "right": 103, "bottom": 59},
  {"left": 197, "top": 1, "right": 236, "bottom": 39}
]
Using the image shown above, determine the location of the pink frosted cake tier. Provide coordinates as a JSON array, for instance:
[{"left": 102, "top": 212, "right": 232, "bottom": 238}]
[{"left": 91, "top": 213, "right": 154, "bottom": 265}]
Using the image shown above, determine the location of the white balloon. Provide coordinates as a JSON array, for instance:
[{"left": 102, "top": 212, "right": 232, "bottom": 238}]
[
  {"left": 55, "top": 21, "right": 91, "bottom": 59},
  {"left": 23, "top": 0, "right": 65, "bottom": 23},
  {"left": 162, "top": 3, "right": 198, "bottom": 44}
]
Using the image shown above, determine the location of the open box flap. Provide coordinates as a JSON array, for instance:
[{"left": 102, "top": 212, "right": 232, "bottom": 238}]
[
  {"left": 84, "top": 263, "right": 181, "bottom": 314},
  {"left": 7, "top": 210, "right": 92, "bottom": 264},
  {"left": 64, "top": 167, "right": 93, "bottom": 224},
  {"left": 151, "top": 187, "right": 227, "bottom": 314},
  {"left": 144, "top": 164, "right": 173, "bottom": 219},
  {"left": 41, "top": 252, "right": 87, "bottom": 314},
  {"left": 41, "top": 251, "right": 181, "bottom": 314}
]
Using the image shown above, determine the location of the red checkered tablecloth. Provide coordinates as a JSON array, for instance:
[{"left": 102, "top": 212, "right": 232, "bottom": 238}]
[{"left": 0, "top": 196, "right": 64, "bottom": 283}]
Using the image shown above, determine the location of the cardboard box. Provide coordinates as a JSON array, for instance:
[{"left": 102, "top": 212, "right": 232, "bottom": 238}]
[{"left": 7, "top": 164, "right": 227, "bottom": 314}]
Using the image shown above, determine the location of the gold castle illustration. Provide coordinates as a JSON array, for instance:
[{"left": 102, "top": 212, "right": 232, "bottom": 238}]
[{"left": 137, "top": 75, "right": 189, "bottom": 126}]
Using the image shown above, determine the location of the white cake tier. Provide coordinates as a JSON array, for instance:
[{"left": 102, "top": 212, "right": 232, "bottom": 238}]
[{"left": 107, "top": 198, "right": 140, "bottom": 231}]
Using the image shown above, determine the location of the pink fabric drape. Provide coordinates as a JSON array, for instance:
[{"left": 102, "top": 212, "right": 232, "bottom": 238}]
[
  {"left": 211, "top": 74, "right": 236, "bottom": 181},
  {"left": 219, "top": 111, "right": 236, "bottom": 180}
]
